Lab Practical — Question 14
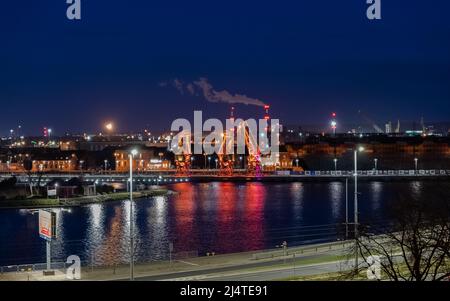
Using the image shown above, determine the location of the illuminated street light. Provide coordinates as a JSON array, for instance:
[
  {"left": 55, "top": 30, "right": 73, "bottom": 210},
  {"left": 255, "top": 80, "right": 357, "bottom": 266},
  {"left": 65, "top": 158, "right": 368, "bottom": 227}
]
[
  {"left": 374, "top": 158, "right": 378, "bottom": 171},
  {"left": 55, "top": 183, "right": 59, "bottom": 202},
  {"left": 331, "top": 113, "right": 337, "bottom": 136},
  {"left": 105, "top": 122, "right": 114, "bottom": 132},
  {"left": 79, "top": 160, "right": 84, "bottom": 174},
  {"left": 333, "top": 158, "right": 338, "bottom": 171},
  {"left": 354, "top": 146, "right": 365, "bottom": 271},
  {"left": 129, "top": 148, "right": 139, "bottom": 281},
  {"left": 414, "top": 158, "right": 419, "bottom": 173}
]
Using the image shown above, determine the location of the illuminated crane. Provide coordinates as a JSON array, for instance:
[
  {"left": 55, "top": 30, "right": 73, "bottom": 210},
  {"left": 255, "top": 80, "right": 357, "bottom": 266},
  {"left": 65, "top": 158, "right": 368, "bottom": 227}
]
[{"left": 172, "top": 130, "right": 192, "bottom": 176}]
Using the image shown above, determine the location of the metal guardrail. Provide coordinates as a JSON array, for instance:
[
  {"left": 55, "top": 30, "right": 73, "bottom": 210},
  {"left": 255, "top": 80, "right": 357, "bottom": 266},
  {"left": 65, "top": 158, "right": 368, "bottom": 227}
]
[
  {"left": 0, "top": 262, "right": 69, "bottom": 274},
  {"left": 3, "top": 169, "right": 450, "bottom": 178},
  {"left": 252, "top": 240, "right": 350, "bottom": 260},
  {"left": 0, "top": 250, "right": 200, "bottom": 276}
]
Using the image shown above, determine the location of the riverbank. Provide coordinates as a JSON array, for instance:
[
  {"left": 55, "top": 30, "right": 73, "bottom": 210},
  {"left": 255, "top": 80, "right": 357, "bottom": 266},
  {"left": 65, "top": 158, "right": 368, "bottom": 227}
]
[{"left": 0, "top": 188, "right": 175, "bottom": 209}]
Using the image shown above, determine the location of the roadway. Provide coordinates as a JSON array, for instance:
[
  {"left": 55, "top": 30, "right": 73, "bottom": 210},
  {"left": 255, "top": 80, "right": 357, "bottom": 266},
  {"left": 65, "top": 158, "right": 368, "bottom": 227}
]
[{"left": 133, "top": 256, "right": 355, "bottom": 281}]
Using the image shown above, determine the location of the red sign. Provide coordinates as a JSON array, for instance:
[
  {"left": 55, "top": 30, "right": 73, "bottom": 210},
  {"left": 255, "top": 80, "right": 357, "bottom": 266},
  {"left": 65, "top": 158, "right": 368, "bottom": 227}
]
[{"left": 39, "top": 210, "right": 56, "bottom": 241}]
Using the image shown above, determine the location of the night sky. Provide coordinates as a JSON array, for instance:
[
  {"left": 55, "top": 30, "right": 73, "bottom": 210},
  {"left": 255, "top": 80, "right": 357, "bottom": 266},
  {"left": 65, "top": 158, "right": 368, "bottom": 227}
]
[{"left": 1, "top": 1, "right": 450, "bottom": 135}]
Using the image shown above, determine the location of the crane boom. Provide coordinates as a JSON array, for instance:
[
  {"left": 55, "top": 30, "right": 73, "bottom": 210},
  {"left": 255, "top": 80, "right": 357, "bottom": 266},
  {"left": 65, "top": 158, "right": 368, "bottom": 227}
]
[{"left": 358, "top": 110, "right": 384, "bottom": 134}]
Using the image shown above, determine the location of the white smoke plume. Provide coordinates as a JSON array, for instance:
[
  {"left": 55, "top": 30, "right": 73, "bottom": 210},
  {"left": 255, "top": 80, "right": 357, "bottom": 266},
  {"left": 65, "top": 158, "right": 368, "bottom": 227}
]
[
  {"left": 173, "top": 78, "right": 184, "bottom": 94},
  {"left": 193, "top": 78, "right": 266, "bottom": 107},
  {"left": 186, "top": 83, "right": 195, "bottom": 95},
  {"left": 161, "top": 77, "right": 266, "bottom": 107}
]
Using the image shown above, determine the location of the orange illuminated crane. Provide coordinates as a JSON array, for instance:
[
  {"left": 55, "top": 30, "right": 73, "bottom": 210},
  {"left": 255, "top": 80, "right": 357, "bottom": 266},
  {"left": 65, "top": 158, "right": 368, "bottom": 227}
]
[{"left": 173, "top": 130, "right": 192, "bottom": 176}]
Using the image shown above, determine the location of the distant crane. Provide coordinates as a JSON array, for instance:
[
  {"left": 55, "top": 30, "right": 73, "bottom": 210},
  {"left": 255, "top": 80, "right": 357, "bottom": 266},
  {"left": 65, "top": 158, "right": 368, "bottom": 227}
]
[
  {"left": 420, "top": 117, "right": 427, "bottom": 134},
  {"left": 395, "top": 119, "right": 401, "bottom": 134},
  {"left": 358, "top": 110, "right": 384, "bottom": 134}
]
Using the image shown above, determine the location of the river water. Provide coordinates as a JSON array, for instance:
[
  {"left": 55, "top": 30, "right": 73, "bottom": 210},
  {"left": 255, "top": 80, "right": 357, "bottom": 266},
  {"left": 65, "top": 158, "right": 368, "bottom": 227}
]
[{"left": 0, "top": 181, "right": 437, "bottom": 266}]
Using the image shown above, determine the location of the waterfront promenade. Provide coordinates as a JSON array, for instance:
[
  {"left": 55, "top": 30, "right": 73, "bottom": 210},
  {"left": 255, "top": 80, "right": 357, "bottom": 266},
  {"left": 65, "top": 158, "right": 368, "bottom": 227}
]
[{"left": 0, "top": 240, "right": 353, "bottom": 281}]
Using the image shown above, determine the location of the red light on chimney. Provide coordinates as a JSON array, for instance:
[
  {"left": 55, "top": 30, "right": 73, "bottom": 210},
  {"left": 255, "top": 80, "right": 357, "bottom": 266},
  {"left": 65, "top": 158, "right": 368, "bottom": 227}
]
[{"left": 264, "top": 105, "right": 270, "bottom": 120}]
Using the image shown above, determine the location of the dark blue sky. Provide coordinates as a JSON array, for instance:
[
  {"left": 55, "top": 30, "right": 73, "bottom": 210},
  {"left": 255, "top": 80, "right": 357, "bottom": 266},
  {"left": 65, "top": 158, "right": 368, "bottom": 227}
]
[{"left": 1, "top": 0, "right": 450, "bottom": 135}]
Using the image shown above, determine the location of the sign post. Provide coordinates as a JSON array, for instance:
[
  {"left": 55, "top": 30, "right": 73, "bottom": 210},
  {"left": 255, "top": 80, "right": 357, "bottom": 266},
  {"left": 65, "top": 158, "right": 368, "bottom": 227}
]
[
  {"left": 39, "top": 210, "right": 57, "bottom": 274},
  {"left": 169, "top": 242, "right": 174, "bottom": 264}
]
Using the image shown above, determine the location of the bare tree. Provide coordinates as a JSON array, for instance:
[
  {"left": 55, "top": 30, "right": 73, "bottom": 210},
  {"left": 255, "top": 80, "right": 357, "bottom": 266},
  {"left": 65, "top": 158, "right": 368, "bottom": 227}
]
[{"left": 346, "top": 182, "right": 450, "bottom": 281}]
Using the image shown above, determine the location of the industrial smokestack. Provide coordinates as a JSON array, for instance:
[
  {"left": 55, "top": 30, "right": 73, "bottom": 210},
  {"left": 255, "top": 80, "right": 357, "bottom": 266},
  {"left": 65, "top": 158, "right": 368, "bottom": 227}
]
[{"left": 264, "top": 105, "right": 270, "bottom": 120}]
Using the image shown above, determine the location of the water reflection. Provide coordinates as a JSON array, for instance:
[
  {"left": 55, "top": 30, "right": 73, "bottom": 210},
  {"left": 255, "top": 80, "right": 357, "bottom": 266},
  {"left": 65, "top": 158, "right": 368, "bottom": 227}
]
[
  {"left": 0, "top": 181, "right": 441, "bottom": 266},
  {"left": 329, "top": 182, "right": 343, "bottom": 219},
  {"left": 144, "top": 196, "right": 169, "bottom": 260},
  {"left": 370, "top": 182, "right": 383, "bottom": 212}
]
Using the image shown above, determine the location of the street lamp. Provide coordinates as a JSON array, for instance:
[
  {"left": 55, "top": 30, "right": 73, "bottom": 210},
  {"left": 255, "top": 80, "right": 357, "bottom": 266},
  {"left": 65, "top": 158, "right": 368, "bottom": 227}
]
[
  {"left": 333, "top": 158, "right": 338, "bottom": 171},
  {"left": 374, "top": 158, "right": 378, "bottom": 171},
  {"left": 215, "top": 158, "right": 218, "bottom": 169},
  {"left": 105, "top": 122, "right": 114, "bottom": 133},
  {"left": 354, "top": 146, "right": 365, "bottom": 271},
  {"left": 295, "top": 158, "right": 299, "bottom": 167},
  {"left": 414, "top": 158, "right": 418, "bottom": 173},
  {"left": 129, "top": 148, "right": 138, "bottom": 281},
  {"left": 239, "top": 156, "right": 243, "bottom": 169},
  {"left": 331, "top": 120, "right": 337, "bottom": 136},
  {"left": 104, "top": 160, "right": 108, "bottom": 172},
  {"left": 55, "top": 183, "right": 59, "bottom": 202},
  {"left": 79, "top": 160, "right": 84, "bottom": 174},
  {"left": 208, "top": 156, "right": 211, "bottom": 169}
]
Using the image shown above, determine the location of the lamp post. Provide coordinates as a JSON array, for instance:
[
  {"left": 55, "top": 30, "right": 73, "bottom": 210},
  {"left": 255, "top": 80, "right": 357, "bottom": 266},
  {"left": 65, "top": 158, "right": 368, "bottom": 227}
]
[
  {"left": 414, "top": 158, "right": 418, "bottom": 173},
  {"left": 354, "top": 146, "right": 365, "bottom": 272},
  {"left": 208, "top": 156, "right": 211, "bottom": 169},
  {"left": 104, "top": 160, "right": 108, "bottom": 173},
  {"left": 345, "top": 177, "right": 349, "bottom": 240},
  {"left": 374, "top": 158, "right": 378, "bottom": 171},
  {"left": 239, "top": 156, "right": 243, "bottom": 169},
  {"left": 79, "top": 160, "right": 84, "bottom": 174},
  {"left": 203, "top": 153, "right": 207, "bottom": 170},
  {"left": 215, "top": 158, "right": 218, "bottom": 169},
  {"left": 129, "top": 149, "right": 138, "bottom": 281},
  {"left": 331, "top": 120, "right": 337, "bottom": 136},
  {"left": 295, "top": 158, "right": 299, "bottom": 167},
  {"left": 333, "top": 158, "right": 338, "bottom": 172},
  {"left": 55, "top": 183, "right": 59, "bottom": 202}
]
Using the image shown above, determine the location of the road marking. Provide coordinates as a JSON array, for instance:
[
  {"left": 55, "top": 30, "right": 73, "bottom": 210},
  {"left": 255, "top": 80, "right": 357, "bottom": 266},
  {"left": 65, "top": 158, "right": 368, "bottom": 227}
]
[{"left": 177, "top": 260, "right": 200, "bottom": 266}]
